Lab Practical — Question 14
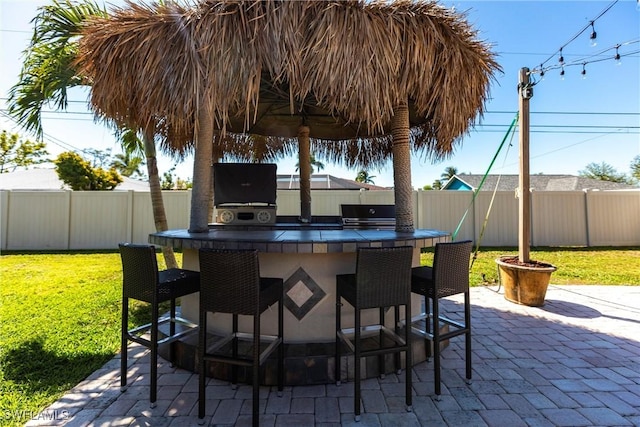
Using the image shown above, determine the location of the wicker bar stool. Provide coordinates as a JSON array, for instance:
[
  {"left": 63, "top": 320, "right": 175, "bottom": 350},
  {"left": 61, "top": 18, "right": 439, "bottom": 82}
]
[
  {"left": 118, "top": 243, "right": 200, "bottom": 408},
  {"left": 197, "top": 249, "right": 284, "bottom": 427},
  {"left": 410, "top": 240, "right": 473, "bottom": 398},
  {"left": 335, "top": 246, "right": 413, "bottom": 421}
]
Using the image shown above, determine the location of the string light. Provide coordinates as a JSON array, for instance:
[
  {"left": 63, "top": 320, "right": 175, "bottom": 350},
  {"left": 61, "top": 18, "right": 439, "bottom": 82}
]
[
  {"left": 560, "top": 65, "right": 565, "bottom": 80},
  {"left": 530, "top": 39, "right": 640, "bottom": 80},
  {"left": 589, "top": 21, "right": 597, "bottom": 47},
  {"left": 558, "top": 48, "right": 564, "bottom": 65},
  {"left": 614, "top": 45, "right": 622, "bottom": 65},
  {"left": 539, "top": 65, "right": 545, "bottom": 80},
  {"left": 537, "top": 0, "right": 619, "bottom": 69},
  {"left": 581, "top": 63, "right": 587, "bottom": 79}
]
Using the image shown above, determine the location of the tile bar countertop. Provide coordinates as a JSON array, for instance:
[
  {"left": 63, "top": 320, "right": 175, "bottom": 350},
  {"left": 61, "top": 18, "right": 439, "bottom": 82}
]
[{"left": 149, "top": 227, "right": 450, "bottom": 253}]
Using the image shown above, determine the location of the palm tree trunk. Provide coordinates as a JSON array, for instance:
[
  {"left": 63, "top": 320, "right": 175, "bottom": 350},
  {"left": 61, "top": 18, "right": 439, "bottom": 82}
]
[
  {"left": 391, "top": 101, "right": 414, "bottom": 233},
  {"left": 298, "top": 125, "right": 311, "bottom": 222},
  {"left": 143, "top": 129, "right": 178, "bottom": 269},
  {"left": 209, "top": 142, "right": 223, "bottom": 223},
  {"left": 189, "top": 99, "right": 214, "bottom": 233}
]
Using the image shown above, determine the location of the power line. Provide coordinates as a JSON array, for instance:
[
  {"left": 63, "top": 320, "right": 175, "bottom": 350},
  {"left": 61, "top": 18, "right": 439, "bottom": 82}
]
[
  {"left": 471, "top": 129, "right": 639, "bottom": 135},
  {"left": 486, "top": 110, "right": 639, "bottom": 116},
  {"left": 476, "top": 124, "right": 638, "bottom": 130},
  {"left": 0, "top": 110, "right": 94, "bottom": 154}
]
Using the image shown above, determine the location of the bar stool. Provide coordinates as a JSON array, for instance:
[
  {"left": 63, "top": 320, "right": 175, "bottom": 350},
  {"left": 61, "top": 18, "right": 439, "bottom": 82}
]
[
  {"left": 335, "top": 246, "right": 413, "bottom": 421},
  {"left": 410, "top": 240, "right": 473, "bottom": 398},
  {"left": 118, "top": 243, "right": 200, "bottom": 408},
  {"left": 198, "top": 249, "right": 284, "bottom": 427}
]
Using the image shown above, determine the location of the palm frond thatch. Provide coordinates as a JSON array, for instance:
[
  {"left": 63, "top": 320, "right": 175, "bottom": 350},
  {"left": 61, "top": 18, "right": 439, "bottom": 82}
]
[{"left": 76, "top": 0, "right": 500, "bottom": 167}]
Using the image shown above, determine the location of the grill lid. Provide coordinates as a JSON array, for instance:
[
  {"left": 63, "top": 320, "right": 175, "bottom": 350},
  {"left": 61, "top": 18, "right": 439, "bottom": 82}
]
[{"left": 213, "top": 163, "right": 277, "bottom": 206}]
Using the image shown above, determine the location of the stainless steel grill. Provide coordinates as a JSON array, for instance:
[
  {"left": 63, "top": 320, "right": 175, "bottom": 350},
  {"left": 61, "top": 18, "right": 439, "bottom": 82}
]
[{"left": 341, "top": 204, "right": 396, "bottom": 230}]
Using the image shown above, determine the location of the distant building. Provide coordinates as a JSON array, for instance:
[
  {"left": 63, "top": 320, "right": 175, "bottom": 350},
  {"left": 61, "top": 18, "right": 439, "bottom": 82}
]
[
  {"left": 277, "top": 174, "right": 390, "bottom": 190},
  {"left": 0, "top": 168, "right": 150, "bottom": 191},
  {"left": 442, "top": 174, "right": 638, "bottom": 192}
]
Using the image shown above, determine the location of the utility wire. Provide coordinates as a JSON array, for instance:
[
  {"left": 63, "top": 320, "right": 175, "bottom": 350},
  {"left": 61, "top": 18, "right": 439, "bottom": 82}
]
[
  {"left": 0, "top": 110, "right": 92, "bottom": 154},
  {"left": 486, "top": 110, "right": 639, "bottom": 116}
]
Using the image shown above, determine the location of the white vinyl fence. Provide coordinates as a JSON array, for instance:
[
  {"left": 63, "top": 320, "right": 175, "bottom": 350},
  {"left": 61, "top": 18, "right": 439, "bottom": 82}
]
[{"left": 1, "top": 189, "right": 638, "bottom": 250}]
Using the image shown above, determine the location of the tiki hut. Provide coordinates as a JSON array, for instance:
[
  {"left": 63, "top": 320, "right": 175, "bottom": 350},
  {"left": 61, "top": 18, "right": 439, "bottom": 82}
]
[{"left": 76, "top": 0, "right": 499, "bottom": 232}]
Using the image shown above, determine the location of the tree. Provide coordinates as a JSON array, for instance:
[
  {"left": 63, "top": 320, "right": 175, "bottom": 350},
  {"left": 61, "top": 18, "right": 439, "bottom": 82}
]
[
  {"left": 84, "top": 148, "right": 112, "bottom": 168},
  {"left": 630, "top": 155, "right": 640, "bottom": 183},
  {"left": 54, "top": 151, "right": 122, "bottom": 190},
  {"left": 295, "top": 153, "right": 325, "bottom": 174},
  {"left": 579, "top": 162, "right": 628, "bottom": 183},
  {"left": 355, "top": 170, "right": 376, "bottom": 184},
  {"left": 0, "top": 130, "right": 49, "bottom": 173},
  {"left": 440, "top": 166, "right": 458, "bottom": 184},
  {"left": 111, "top": 151, "right": 145, "bottom": 179},
  {"left": 432, "top": 179, "right": 443, "bottom": 190},
  {"left": 7, "top": 0, "right": 178, "bottom": 267}
]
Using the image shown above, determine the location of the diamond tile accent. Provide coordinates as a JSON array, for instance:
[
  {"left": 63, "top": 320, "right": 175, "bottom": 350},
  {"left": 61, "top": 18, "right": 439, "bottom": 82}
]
[
  {"left": 283, "top": 267, "right": 326, "bottom": 321},
  {"left": 288, "top": 281, "right": 314, "bottom": 308}
]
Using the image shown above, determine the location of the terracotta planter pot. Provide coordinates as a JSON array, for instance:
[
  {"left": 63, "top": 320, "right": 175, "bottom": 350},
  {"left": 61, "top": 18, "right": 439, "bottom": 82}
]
[{"left": 495, "top": 256, "right": 557, "bottom": 307}]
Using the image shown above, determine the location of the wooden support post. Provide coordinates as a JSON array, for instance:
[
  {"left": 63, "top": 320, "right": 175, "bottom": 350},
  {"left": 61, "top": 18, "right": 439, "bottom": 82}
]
[{"left": 518, "top": 67, "right": 531, "bottom": 263}]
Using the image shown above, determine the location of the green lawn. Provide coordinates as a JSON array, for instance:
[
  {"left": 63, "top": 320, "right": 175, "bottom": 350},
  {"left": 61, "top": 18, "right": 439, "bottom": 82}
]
[
  {"left": 423, "top": 246, "right": 640, "bottom": 287},
  {"left": 0, "top": 251, "right": 172, "bottom": 427},
  {"left": 1, "top": 247, "right": 639, "bottom": 426}
]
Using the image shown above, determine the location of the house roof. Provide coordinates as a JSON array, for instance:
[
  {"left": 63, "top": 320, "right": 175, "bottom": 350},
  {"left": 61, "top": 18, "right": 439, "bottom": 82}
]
[
  {"left": 0, "top": 168, "right": 150, "bottom": 191},
  {"left": 444, "top": 174, "right": 637, "bottom": 191},
  {"left": 0, "top": 170, "right": 390, "bottom": 192},
  {"left": 277, "top": 174, "right": 390, "bottom": 190}
]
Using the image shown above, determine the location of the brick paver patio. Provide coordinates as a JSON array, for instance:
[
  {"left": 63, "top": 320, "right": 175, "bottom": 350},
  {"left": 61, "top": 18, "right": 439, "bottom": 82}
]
[{"left": 25, "top": 285, "right": 640, "bottom": 426}]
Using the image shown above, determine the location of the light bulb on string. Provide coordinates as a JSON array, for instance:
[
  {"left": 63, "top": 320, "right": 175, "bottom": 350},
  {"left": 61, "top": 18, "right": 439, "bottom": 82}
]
[
  {"left": 558, "top": 48, "right": 565, "bottom": 65},
  {"left": 560, "top": 65, "right": 565, "bottom": 81},
  {"left": 581, "top": 63, "right": 587, "bottom": 79},
  {"left": 589, "top": 21, "right": 597, "bottom": 47},
  {"left": 539, "top": 65, "right": 545, "bottom": 81},
  {"left": 615, "top": 45, "right": 622, "bottom": 66},
  {"left": 637, "top": 0, "right": 640, "bottom": 12}
]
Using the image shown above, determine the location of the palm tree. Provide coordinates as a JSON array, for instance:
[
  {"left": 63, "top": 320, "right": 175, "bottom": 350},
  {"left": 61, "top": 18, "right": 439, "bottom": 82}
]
[
  {"left": 391, "top": 102, "right": 414, "bottom": 232},
  {"left": 440, "top": 166, "right": 458, "bottom": 185},
  {"left": 111, "top": 131, "right": 145, "bottom": 178},
  {"left": 7, "top": 0, "right": 178, "bottom": 267},
  {"left": 355, "top": 170, "right": 376, "bottom": 184},
  {"left": 295, "top": 153, "right": 325, "bottom": 174},
  {"left": 111, "top": 151, "right": 145, "bottom": 178}
]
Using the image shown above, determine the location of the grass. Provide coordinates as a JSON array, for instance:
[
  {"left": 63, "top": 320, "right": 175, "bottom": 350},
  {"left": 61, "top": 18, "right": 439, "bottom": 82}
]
[
  {"left": 421, "top": 246, "right": 640, "bottom": 287},
  {"left": 1, "top": 247, "right": 639, "bottom": 426},
  {"left": 0, "top": 251, "right": 173, "bottom": 427}
]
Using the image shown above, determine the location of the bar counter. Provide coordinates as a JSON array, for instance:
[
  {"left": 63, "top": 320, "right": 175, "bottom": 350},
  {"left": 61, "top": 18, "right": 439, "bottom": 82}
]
[
  {"left": 149, "top": 225, "right": 451, "bottom": 384},
  {"left": 150, "top": 225, "right": 449, "bottom": 341}
]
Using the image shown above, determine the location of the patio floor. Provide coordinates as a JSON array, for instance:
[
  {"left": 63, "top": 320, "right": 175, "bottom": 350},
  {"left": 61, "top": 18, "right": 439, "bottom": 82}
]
[{"left": 26, "top": 285, "right": 640, "bottom": 427}]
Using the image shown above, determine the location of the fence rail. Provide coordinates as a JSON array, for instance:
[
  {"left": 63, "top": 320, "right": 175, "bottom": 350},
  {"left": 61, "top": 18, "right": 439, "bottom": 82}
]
[{"left": 1, "top": 189, "right": 638, "bottom": 250}]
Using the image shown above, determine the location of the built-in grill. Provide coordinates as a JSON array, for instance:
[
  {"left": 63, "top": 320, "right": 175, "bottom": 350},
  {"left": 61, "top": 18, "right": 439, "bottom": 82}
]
[
  {"left": 213, "top": 163, "right": 277, "bottom": 225},
  {"left": 341, "top": 204, "right": 396, "bottom": 230}
]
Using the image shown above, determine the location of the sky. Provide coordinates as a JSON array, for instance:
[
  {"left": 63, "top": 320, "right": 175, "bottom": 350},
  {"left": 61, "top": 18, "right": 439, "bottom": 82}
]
[{"left": 1, "top": 0, "right": 639, "bottom": 189}]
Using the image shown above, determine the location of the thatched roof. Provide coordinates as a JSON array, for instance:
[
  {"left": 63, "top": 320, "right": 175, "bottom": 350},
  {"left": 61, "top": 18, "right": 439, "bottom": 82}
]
[{"left": 76, "top": 0, "right": 499, "bottom": 167}]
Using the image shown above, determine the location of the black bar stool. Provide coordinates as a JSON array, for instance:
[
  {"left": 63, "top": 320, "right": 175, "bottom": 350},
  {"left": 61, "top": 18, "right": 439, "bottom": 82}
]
[
  {"left": 410, "top": 240, "right": 473, "bottom": 398},
  {"left": 118, "top": 243, "right": 200, "bottom": 407},
  {"left": 335, "top": 246, "right": 413, "bottom": 421},
  {"left": 197, "top": 249, "right": 284, "bottom": 427}
]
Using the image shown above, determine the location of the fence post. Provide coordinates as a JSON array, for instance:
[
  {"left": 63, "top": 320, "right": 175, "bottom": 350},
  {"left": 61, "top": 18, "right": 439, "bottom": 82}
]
[
  {"left": 584, "top": 189, "right": 591, "bottom": 247},
  {"left": 65, "top": 190, "right": 72, "bottom": 250}
]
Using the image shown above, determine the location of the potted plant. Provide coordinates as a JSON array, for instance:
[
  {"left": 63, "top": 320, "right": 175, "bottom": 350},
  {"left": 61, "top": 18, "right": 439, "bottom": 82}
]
[
  {"left": 495, "top": 67, "right": 557, "bottom": 307},
  {"left": 496, "top": 256, "right": 556, "bottom": 307}
]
